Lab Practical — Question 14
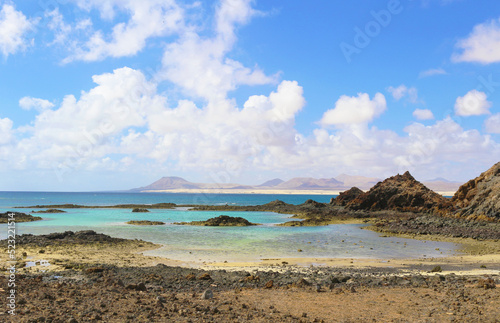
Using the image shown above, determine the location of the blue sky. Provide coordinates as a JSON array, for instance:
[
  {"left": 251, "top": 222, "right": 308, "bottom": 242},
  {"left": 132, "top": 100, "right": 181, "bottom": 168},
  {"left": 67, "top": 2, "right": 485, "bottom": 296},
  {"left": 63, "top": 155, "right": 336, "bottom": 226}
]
[{"left": 0, "top": 0, "right": 499, "bottom": 191}]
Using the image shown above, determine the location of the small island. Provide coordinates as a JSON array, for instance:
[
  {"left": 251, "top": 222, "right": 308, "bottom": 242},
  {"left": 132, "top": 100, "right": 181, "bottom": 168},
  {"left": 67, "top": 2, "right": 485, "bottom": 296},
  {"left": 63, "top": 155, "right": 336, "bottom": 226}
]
[
  {"left": 0, "top": 212, "right": 42, "bottom": 223},
  {"left": 126, "top": 220, "right": 165, "bottom": 225},
  {"left": 132, "top": 208, "right": 150, "bottom": 213},
  {"left": 174, "top": 215, "right": 259, "bottom": 226},
  {"left": 32, "top": 209, "right": 66, "bottom": 214}
]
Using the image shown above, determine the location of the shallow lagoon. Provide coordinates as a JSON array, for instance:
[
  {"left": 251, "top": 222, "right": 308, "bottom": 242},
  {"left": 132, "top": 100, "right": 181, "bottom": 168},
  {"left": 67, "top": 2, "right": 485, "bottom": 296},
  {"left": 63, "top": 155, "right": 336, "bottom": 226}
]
[{"left": 1, "top": 205, "right": 459, "bottom": 263}]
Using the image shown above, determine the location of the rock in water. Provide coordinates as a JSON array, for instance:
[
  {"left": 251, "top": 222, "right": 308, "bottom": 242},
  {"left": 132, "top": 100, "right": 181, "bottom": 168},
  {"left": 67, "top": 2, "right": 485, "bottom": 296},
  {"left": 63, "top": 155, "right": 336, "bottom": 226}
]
[
  {"left": 346, "top": 171, "right": 447, "bottom": 213},
  {"left": 451, "top": 162, "right": 500, "bottom": 221}
]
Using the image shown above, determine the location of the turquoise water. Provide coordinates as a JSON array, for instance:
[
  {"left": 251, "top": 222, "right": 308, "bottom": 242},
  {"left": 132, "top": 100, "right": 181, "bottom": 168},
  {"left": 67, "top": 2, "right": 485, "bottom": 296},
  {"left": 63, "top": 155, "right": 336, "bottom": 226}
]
[{"left": 0, "top": 192, "right": 459, "bottom": 263}]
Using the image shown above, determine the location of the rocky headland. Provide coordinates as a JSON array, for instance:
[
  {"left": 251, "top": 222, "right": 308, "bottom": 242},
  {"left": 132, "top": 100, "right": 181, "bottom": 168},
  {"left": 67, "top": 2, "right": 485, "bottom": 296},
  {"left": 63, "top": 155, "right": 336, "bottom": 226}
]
[{"left": 451, "top": 161, "right": 500, "bottom": 221}]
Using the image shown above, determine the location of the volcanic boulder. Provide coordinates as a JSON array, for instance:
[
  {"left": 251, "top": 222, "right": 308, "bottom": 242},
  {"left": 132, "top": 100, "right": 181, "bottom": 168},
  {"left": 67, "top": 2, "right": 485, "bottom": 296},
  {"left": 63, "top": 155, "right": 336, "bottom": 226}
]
[
  {"left": 346, "top": 171, "right": 447, "bottom": 213},
  {"left": 451, "top": 162, "right": 500, "bottom": 221}
]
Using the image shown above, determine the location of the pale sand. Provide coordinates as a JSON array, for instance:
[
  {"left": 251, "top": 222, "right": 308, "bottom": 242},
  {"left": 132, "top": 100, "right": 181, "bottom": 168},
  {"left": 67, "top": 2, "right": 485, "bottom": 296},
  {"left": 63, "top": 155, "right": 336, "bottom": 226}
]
[{"left": 141, "top": 188, "right": 456, "bottom": 196}]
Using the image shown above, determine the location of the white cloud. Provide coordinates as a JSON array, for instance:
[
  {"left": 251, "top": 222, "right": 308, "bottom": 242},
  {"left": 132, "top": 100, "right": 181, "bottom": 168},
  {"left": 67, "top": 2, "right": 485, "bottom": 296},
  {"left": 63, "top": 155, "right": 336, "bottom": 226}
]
[
  {"left": 63, "top": 0, "right": 185, "bottom": 63},
  {"left": 413, "top": 108, "right": 434, "bottom": 120},
  {"left": 418, "top": 68, "right": 447, "bottom": 78},
  {"left": 452, "top": 17, "right": 500, "bottom": 64},
  {"left": 485, "top": 113, "right": 500, "bottom": 134},
  {"left": 159, "top": 0, "right": 277, "bottom": 102},
  {"left": 0, "top": 117, "right": 13, "bottom": 145},
  {"left": 0, "top": 4, "right": 36, "bottom": 58},
  {"left": 19, "top": 97, "right": 55, "bottom": 111},
  {"left": 454, "top": 89, "right": 492, "bottom": 116},
  {"left": 320, "top": 93, "right": 386, "bottom": 126},
  {"left": 387, "top": 84, "right": 419, "bottom": 103}
]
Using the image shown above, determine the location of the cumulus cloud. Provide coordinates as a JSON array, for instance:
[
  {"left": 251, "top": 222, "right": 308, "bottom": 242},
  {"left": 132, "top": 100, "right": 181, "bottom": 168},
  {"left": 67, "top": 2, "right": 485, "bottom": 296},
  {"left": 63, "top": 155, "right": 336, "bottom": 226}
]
[
  {"left": 485, "top": 113, "right": 500, "bottom": 134},
  {"left": 412, "top": 108, "right": 434, "bottom": 120},
  {"left": 0, "top": 4, "right": 36, "bottom": 58},
  {"left": 387, "top": 84, "right": 419, "bottom": 103},
  {"left": 418, "top": 68, "right": 447, "bottom": 78},
  {"left": 454, "top": 89, "right": 492, "bottom": 116},
  {"left": 0, "top": 117, "right": 13, "bottom": 145},
  {"left": 320, "top": 93, "right": 386, "bottom": 126},
  {"left": 19, "top": 97, "right": 55, "bottom": 111},
  {"left": 63, "top": 0, "right": 185, "bottom": 63},
  {"left": 452, "top": 17, "right": 500, "bottom": 64},
  {"left": 159, "top": 0, "right": 277, "bottom": 102}
]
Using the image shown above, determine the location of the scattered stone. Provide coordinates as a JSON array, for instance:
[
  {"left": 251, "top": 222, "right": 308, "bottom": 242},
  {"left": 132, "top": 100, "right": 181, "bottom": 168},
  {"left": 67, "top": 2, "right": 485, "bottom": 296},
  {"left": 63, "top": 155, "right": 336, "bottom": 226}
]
[
  {"left": 198, "top": 273, "right": 212, "bottom": 280},
  {"left": 430, "top": 266, "right": 442, "bottom": 273},
  {"left": 265, "top": 280, "right": 274, "bottom": 289},
  {"left": 200, "top": 289, "right": 213, "bottom": 300}
]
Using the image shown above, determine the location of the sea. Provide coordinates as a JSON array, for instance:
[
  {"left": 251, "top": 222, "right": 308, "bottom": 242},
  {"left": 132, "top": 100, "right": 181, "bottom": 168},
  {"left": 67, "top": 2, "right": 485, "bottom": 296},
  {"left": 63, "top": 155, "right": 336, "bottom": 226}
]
[{"left": 0, "top": 191, "right": 459, "bottom": 264}]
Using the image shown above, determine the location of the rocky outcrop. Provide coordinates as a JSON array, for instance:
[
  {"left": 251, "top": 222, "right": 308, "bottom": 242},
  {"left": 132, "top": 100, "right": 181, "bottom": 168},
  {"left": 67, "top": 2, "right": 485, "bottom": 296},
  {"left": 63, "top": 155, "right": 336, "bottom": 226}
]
[
  {"left": 132, "top": 208, "right": 149, "bottom": 212},
  {"left": 331, "top": 187, "right": 364, "bottom": 206},
  {"left": 346, "top": 171, "right": 447, "bottom": 213},
  {"left": 451, "top": 162, "right": 500, "bottom": 221},
  {"left": 0, "top": 211, "right": 42, "bottom": 223},
  {"left": 126, "top": 220, "right": 165, "bottom": 225},
  {"left": 174, "top": 215, "right": 258, "bottom": 226},
  {"left": 0, "top": 230, "right": 128, "bottom": 247}
]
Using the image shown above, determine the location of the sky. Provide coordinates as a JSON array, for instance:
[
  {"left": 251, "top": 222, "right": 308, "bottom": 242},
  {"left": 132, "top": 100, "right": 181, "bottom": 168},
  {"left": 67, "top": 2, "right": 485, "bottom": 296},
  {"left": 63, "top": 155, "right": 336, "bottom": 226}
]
[{"left": 0, "top": 0, "right": 500, "bottom": 191}]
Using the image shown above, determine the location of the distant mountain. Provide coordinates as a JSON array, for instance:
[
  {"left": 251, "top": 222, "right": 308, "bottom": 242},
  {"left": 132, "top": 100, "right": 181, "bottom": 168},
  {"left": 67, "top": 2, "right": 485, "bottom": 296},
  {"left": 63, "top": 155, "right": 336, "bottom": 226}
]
[
  {"left": 423, "top": 178, "right": 463, "bottom": 193},
  {"left": 257, "top": 178, "right": 284, "bottom": 187},
  {"left": 131, "top": 174, "right": 461, "bottom": 193},
  {"left": 335, "top": 174, "right": 381, "bottom": 190},
  {"left": 133, "top": 177, "right": 201, "bottom": 191},
  {"left": 275, "top": 177, "right": 344, "bottom": 190}
]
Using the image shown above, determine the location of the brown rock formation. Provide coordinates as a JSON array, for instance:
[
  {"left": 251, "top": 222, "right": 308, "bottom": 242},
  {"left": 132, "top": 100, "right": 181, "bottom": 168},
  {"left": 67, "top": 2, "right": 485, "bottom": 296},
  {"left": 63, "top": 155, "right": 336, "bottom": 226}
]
[
  {"left": 451, "top": 162, "right": 500, "bottom": 221},
  {"left": 346, "top": 171, "right": 447, "bottom": 213},
  {"left": 331, "top": 187, "right": 364, "bottom": 206}
]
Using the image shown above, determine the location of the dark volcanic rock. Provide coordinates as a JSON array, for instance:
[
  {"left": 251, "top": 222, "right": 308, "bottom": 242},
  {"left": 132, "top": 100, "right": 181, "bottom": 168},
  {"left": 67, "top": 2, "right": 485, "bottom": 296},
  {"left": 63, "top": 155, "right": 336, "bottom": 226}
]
[
  {"left": 174, "top": 215, "right": 258, "bottom": 226},
  {"left": 346, "top": 171, "right": 447, "bottom": 213},
  {"left": 132, "top": 208, "right": 149, "bottom": 213},
  {"left": 0, "top": 211, "right": 42, "bottom": 223},
  {"left": 126, "top": 220, "right": 165, "bottom": 225},
  {"left": 332, "top": 187, "right": 364, "bottom": 206},
  {"left": 451, "top": 162, "right": 500, "bottom": 221},
  {"left": 0, "top": 230, "right": 128, "bottom": 247}
]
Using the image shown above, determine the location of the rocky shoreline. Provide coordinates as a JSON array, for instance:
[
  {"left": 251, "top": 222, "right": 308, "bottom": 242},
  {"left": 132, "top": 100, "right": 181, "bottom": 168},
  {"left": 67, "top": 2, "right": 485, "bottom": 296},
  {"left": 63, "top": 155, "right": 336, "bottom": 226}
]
[{"left": 1, "top": 230, "right": 499, "bottom": 322}]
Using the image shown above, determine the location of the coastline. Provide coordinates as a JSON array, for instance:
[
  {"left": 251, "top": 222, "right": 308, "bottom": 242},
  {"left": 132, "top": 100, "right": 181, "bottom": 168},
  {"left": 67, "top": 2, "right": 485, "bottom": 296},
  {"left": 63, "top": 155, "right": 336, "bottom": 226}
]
[{"left": 140, "top": 188, "right": 457, "bottom": 196}]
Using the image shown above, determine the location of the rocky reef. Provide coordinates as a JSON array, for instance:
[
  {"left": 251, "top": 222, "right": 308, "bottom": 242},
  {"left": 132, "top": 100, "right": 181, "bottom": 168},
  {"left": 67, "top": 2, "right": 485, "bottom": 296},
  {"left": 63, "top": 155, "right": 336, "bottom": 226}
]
[
  {"left": 132, "top": 208, "right": 150, "bottom": 212},
  {"left": 451, "top": 162, "right": 500, "bottom": 221},
  {"left": 31, "top": 209, "right": 66, "bottom": 213},
  {"left": 346, "top": 171, "right": 448, "bottom": 213},
  {"left": 174, "top": 215, "right": 258, "bottom": 226},
  {"left": 126, "top": 220, "right": 165, "bottom": 225},
  {"left": 0, "top": 211, "right": 42, "bottom": 223}
]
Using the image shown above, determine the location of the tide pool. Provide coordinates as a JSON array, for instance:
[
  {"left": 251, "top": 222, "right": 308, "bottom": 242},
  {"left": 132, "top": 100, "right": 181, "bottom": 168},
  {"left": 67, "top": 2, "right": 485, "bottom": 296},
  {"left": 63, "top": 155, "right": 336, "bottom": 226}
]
[{"left": 0, "top": 197, "right": 460, "bottom": 263}]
